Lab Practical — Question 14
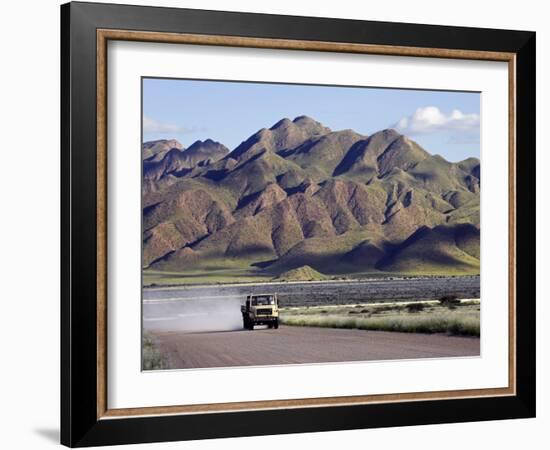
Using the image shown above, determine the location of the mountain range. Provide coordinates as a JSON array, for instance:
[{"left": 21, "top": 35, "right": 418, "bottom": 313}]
[{"left": 142, "top": 115, "right": 480, "bottom": 279}]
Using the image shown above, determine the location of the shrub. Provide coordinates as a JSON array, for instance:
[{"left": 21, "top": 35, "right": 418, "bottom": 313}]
[
  {"left": 439, "top": 294, "right": 461, "bottom": 308},
  {"left": 406, "top": 303, "right": 425, "bottom": 313}
]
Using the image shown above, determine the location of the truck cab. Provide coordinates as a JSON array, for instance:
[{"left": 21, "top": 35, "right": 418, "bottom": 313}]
[{"left": 241, "top": 294, "right": 279, "bottom": 330}]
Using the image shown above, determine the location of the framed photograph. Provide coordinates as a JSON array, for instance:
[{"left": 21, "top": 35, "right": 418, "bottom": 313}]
[{"left": 61, "top": 1, "right": 536, "bottom": 447}]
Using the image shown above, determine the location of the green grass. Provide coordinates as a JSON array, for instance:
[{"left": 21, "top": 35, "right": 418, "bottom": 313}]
[
  {"left": 147, "top": 255, "right": 478, "bottom": 286},
  {"left": 143, "top": 262, "right": 273, "bottom": 286},
  {"left": 377, "top": 265, "right": 480, "bottom": 276},
  {"left": 142, "top": 333, "right": 169, "bottom": 370},
  {"left": 280, "top": 301, "right": 480, "bottom": 336}
]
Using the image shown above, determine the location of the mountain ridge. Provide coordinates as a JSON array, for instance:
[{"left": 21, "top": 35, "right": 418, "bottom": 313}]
[{"left": 142, "top": 115, "right": 480, "bottom": 278}]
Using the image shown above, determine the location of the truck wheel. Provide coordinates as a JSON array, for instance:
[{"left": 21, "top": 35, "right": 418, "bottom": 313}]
[{"left": 273, "top": 320, "right": 279, "bottom": 329}]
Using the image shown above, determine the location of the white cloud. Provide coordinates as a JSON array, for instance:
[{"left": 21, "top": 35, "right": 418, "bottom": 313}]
[
  {"left": 143, "top": 116, "right": 205, "bottom": 134},
  {"left": 393, "top": 106, "right": 480, "bottom": 135}
]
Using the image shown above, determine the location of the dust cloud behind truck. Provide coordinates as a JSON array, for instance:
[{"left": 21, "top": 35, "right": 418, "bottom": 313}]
[{"left": 241, "top": 294, "right": 279, "bottom": 330}]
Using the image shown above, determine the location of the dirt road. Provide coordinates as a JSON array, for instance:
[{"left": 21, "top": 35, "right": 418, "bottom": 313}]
[{"left": 150, "top": 326, "right": 480, "bottom": 369}]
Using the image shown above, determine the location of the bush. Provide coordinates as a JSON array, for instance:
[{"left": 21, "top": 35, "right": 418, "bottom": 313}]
[
  {"left": 439, "top": 295, "right": 461, "bottom": 308},
  {"left": 406, "top": 303, "right": 425, "bottom": 313}
]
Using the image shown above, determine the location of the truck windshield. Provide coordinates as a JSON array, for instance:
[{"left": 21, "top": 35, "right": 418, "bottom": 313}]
[{"left": 251, "top": 296, "right": 274, "bottom": 305}]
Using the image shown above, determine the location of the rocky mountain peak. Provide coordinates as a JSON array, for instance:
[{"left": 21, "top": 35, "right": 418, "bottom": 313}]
[
  {"left": 186, "top": 139, "right": 228, "bottom": 155},
  {"left": 142, "top": 138, "right": 184, "bottom": 161},
  {"left": 292, "top": 115, "right": 331, "bottom": 135},
  {"left": 230, "top": 116, "right": 332, "bottom": 163},
  {"left": 270, "top": 118, "right": 293, "bottom": 130}
]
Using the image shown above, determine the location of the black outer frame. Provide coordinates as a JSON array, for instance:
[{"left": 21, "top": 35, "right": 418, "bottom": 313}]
[{"left": 60, "top": 1, "right": 536, "bottom": 447}]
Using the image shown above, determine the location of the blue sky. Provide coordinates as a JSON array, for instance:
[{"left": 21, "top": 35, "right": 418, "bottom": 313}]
[{"left": 143, "top": 78, "right": 480, "bottom": 162}]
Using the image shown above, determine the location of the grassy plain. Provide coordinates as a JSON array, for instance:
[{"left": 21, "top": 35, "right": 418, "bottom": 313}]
[
  {"left": 142, "top": 265, "right": 476, "bottom": 287},
  {"left": 279, "top": 300, "right": 480, "bottom": 337}
]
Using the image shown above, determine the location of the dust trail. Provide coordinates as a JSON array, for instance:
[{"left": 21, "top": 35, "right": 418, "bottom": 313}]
[{"left": 143, "top": 290, "right": 243, "bottom": 333}]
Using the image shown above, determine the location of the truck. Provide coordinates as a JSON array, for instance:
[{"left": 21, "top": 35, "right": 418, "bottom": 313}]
[{"left": 241, "top": 294, "right": 279, "bottom": 330}]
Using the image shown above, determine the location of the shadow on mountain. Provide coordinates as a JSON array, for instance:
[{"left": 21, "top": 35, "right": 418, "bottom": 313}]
[
  {"left": 251, "top": 259, "right": 279, "bottom": 269},
  {"left": 203, "top": 169, "right": 228, "bottom": 182}
]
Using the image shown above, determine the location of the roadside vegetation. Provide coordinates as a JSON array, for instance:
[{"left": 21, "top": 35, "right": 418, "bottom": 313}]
[
  {"left": 142, "top": 333, "right": 169, "bottom": 370},
  {"left": 279, "top": 298, "right": 480, "bottom": 337}
]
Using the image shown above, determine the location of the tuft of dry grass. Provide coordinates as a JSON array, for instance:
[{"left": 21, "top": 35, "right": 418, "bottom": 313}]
[{"left": 142, "top": 333, "right": 169, "bottom": 370}]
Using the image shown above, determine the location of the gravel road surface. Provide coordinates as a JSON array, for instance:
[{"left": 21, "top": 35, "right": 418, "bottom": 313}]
[{"left": 150, "top": 326, "right": 480, "bottom": 369}]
